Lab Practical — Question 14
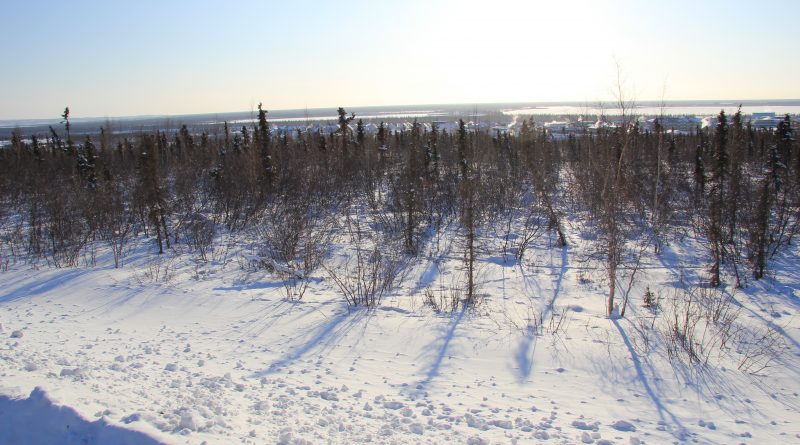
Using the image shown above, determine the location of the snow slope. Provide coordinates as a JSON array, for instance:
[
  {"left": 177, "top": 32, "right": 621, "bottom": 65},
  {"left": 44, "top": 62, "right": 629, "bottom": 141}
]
[
  {"left": 1, "top": 228, "right": 799, "bottom": 444},
  {"left": 0, "top": 387, "right": 164, "bottom": 445}
]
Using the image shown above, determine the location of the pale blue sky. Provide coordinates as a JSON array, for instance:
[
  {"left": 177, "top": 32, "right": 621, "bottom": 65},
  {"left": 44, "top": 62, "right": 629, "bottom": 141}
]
[{"left": 2, "top": 0, "right": 798, "bottom": 119}]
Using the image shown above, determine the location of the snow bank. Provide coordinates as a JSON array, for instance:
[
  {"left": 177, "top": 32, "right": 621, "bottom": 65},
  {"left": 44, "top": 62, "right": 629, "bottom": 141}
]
[{"left": 0, "top": 387, "right": 164, "bottom": 445}]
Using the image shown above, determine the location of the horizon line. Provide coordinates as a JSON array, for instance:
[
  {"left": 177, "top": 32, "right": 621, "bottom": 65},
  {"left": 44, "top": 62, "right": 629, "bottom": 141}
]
[{"left": 3, "top": 98, "right": 800, "bottom": 124}]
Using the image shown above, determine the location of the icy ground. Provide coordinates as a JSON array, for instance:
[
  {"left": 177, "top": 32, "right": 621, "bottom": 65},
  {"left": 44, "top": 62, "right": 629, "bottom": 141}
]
[{"left": 1, "top": 233, "right": 799, "bottom": 444}]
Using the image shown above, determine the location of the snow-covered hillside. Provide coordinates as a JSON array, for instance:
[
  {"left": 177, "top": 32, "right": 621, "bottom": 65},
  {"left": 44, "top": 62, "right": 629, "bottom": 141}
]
[{"left": 1, "top": 222, "right": 798, "bottom": 445}]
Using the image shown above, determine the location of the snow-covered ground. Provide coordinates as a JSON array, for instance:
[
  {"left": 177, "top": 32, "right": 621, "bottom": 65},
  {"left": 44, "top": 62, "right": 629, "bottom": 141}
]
[{"left": 1, "top": 225, "right": 799, "bottom": 444}]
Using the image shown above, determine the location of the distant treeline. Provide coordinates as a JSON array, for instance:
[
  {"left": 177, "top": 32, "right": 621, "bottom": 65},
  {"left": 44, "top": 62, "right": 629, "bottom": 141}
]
[{"left": 0, "top": 105, "right": 797, "bottom": 315}]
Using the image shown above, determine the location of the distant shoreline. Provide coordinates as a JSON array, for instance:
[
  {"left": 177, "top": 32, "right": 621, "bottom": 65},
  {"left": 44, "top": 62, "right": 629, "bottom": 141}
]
[
  {"left": 3, "top": 99, "right": 799, "bottom": 127},
  {"left": 2, "top": 99, "right": 798, "bottom": 140}
]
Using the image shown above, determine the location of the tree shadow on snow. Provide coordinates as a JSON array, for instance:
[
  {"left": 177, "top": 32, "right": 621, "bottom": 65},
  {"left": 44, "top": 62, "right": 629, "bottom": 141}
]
[
  {"left": 212, "top": 280, "right": 285, "bottom": 292},
  {"left": 229, "top": 298, "right": 307, "bottom": 342},
  {"left": 515, "top": 244, "right": 568, "bottom": 382},
  {"left": 611, "top": 319, "right": 688, "bottom": 440},
  {"left": 251, "top": 305, "right": 368, "bottom": 377},
  {"left": 414, "top": 304, "right": 468, "bottom": 390},
  {"left": 0, "top": 269, "right": 89, "bottom": 304},
  {"left": 659, "top": 243, "right": 800, "bottom": 362}
]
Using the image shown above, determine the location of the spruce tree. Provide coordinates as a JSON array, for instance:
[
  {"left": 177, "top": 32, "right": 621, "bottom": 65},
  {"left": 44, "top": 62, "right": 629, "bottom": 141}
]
[
  {"left": 377, "top": 122, "right": 387, "bottom": 149},
  {"left": 429, "top": 122, "right": 439, "bottom": 177},
  {"left": 694, "top": 140, "right": 706, "bottom": 199},
  {"left": 61, "top": 107, "right": 75, "bottom": 156},
  {"left": 241, "top": 126, "right": 250, "bottom": 149},
  {"left": 257, "top": 103, "right": 273, "bottom": 188},
  {"left": 31, "top": 135, "right": 42, "bottom": 163},
  {"left": 356, "top": 119, "right": 365, "bottom": 147},
  {"left": 137, "top": 135, "right": 170, "bottom": 254},
  {"left": 776, "top": 115, "right": 794, "bottom": 183},
  {"left": 179, "top": 125, "right": 194, "bottom": 150},
  {"left": 708, "top": 110, "right": 728, "bottom": 287},
  {"left": 336, "top": 107, "right": 355, "bottom": 151},
  {"left": 77, "top": 135, "right": 98, "bottom": 188},
  {"left": 457, "top": 119, "right": 476, "bottom": 304}
]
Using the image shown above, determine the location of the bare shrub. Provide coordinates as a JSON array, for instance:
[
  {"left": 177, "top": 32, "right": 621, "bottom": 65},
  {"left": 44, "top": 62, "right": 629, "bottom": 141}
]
[
  {"left": 186, "top": 213, "right": 215, "bottom": 261},
  {"left": 496, "top": 197, "right": 547, "bottom": 263},
  {"left": 663, "top": 288, "right": 709, "bottom": 366},
  {"left": 524, "top": 307, "right": 544, "bottom": 336},
  {"left": 325, "top": 246, "right": 401, "bottom": 308},
  {"left": 107, "top": 213, "right": 134, "bottom": 268},
  {"left": 658, "top": 286, "right": 784, "bottom": 375},
  {"left": 133, "top": 254, "right": 177, "bottom": 284},
  {"left": 736, "top": 324, "right": 785, "bottom": 374},
  {"left": 547, "top": 305, "right": 571, "bottom": 337},
  {"left": 255, "top": 201, "right": 333, "bottom": 300},
  {"left": 423, "top": 284, "right": 463, "bottom": 314},
  {"left": 324, "top": 205, "right": 401, "bottom": 308},
  {"left": 514, "top": 203, "right": 548, "bottom": 262}
]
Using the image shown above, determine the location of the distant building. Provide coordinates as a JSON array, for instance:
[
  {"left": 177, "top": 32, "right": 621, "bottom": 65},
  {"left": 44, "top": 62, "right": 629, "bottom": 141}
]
[
  {"left": 491, "top": 124, "right": 515, "bottom": 136},
  {"left": 751, "top": 112, "right": 776, "bottom": 120},
  {"left": 750, "top": 112, "right": 781, "bottom": 130},
  {"left": 431, "top": 121, "right": 459, "bottom": 134},
  {"left": 363, "top": 123, "right": 379, "bottom": 134},
  {"left": 543, "top": 120, "right": 571, "bottom": 134},
  {"left": 654, "top": 116, "right": 700, "bottom": 133},
  {"left": 701, "top": 116, "right": 719, "bottom": 130},
  {"left": 587, "top": 116, "right": 616, "bottom": 133}
]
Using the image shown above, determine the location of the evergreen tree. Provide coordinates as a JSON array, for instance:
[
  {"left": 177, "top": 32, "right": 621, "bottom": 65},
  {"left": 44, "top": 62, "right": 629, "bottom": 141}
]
[
  {"left": 429, "top": 122, "right": 439, "bottom": 177},
  {"left": 694, "top": 140, "right": 706, "bottom": 200},
  {"left": 31, "top": 134, "right": 42, "bottom": 163},
  {"left": 257, "top": 103, "right": 274, "bottom": 188},
  {"left": 241, "top": 126, "right": 250, "bottom": 149},
  {"left": 751, "top": 124, "right": 786, "bottom": 280},
  {"left": 458, "top": 119, "right": 468, "bottom": 181},
  {"left": 10, "top": 128, "right": 22, "bottom": 155},
  {"left": 356, "top": 119, "right": 365, "bottom": 147},
  {"left": 77, "top": 135, "right": 98, "bottom": 188},
  {"left": 731, "top": 105, "right": 743, "bottom": 139},
  {"left": 712, "top": 110, "right": 729, "bottom": 185},
  {"left": 137, "top": 135, "right": 170, "bottom": 254},
  {"left": 776, "top": 114, "right": 794, "bottom": 183},
  {"left": 49, "top": 126, "right": 63, "bottom": 153},
  {"left": 708, "top": 110, "right": 729, "bottom": 287},
  {"left": 751, "top": 174, "right": 771, "bottom": 279},
  {"left": 61, "top": 107, "right": 75, "bottom": 155},
  {"left": 377, "top": 122, "right": 387, "bottom": 149},
  {"left": 232, "top": 133, "right": 242, "bottom": 153},
  {"left": 179, "top": 125, "right": 194, "bottom": 150},
  {"left": 336, "top": 107, "right": 355, "bottom": 151},
  {"left": 457, "top": 119, "right": 476, "bottom": 304}
]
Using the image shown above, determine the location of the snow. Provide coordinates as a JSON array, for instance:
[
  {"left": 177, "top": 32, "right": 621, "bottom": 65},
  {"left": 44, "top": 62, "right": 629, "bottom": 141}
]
[
  {"left": 0, "top": 223, "right": 799, "bottom": 444},
  {"left": 0, "top": 387, "right": 164, "bottom": 444},
  {"left": 611, "top": 419, "right": 636, "bottom": 432}
]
